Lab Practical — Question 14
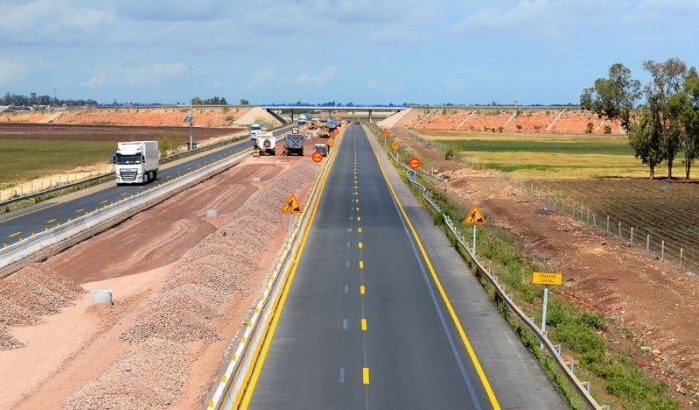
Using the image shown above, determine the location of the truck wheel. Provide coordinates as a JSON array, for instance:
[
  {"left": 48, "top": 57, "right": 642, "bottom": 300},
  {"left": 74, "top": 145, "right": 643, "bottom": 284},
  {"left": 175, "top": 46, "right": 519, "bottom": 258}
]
[
  {"left": 270, "top": 149, "right": 276, "bottom": 156},
  {"left": 153, "top": 171, "right": 158, "bottom": 180},
  {"left": 143, "top": 173, "right": 149, "bottom": 184}
]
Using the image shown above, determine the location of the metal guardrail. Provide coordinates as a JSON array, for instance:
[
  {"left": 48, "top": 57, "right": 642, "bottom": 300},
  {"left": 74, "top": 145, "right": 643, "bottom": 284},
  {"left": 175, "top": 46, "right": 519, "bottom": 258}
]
[
  {"left": 388, "top": 151, "right": 606, "bottom": 410},
  {"left": 0, "top": 124, "right": 296, "bottom": 209},
  {"left": 0, "top": 146, "right": 253, "bottom": 273},
  {"left": 206, "top": 130, "right": 340, "bottom": 410}
]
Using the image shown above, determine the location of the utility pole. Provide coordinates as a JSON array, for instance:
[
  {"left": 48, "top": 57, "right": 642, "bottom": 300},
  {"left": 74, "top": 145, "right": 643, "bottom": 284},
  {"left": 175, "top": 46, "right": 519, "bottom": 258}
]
[{"left": 189, "top": 65, "right": 195, "bottom": 151}]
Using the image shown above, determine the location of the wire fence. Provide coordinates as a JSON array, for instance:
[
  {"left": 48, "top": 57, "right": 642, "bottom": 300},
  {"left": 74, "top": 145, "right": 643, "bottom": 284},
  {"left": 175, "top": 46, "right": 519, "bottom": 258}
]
[{"left": 512, "top": 178, "right": 698, "bottom": 277}]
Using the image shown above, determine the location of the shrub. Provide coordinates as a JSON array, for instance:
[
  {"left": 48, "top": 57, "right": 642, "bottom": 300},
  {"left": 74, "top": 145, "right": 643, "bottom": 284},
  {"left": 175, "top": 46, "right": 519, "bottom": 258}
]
[
  {"left": 586, "top": 122, "right": 594, "bottom": 133},
  {"left": 604, "top": 125, "right": 612, "bottom": 134},
  {"left": 445, "top": 149, "right": 454, "bottom": 160}
]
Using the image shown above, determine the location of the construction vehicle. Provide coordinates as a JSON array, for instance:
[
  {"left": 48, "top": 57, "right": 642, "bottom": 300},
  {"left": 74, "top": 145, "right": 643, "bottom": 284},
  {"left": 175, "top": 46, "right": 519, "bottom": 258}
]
[
  {"left": 319, "top": 124, "right": 330, "bottom": 138},
  {"left": 251, "top": 131, "right": 276, "bottom": 156},
  {"left": 113, "top": 141, "right": 159, "bottom": 184},
  {"left": 249, "top": 123, "right": 264, "bottom": 138},
  {"left": 284, "top": 133, "right": 305, "bottom": 156}
]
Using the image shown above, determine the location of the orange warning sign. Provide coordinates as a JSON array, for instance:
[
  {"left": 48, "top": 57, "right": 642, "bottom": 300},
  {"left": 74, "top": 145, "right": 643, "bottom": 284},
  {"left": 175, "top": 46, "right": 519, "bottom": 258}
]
[
  {"left": 391, "top": 141, "right": 399, "bottom": 151},
  {"left": 311, "top": 151, "right": 323, "bottom": 163},
  {"left": 281, "top": 194, "right": 303, "bottom": 213},
  {"left": 383, "top": 131, "right": 390, "bottom": 138},
  {"left": 464, "top": 204, "right": 487, "bottom": 225},
  {"left": 332, "top": 128, "right": 339, "bottom": 136},
  {"left": 408, "top": 157, "right": 421, "bottom": 170},
  {"left": 328, "top": 137, "right": 335, "bottom": 147}
]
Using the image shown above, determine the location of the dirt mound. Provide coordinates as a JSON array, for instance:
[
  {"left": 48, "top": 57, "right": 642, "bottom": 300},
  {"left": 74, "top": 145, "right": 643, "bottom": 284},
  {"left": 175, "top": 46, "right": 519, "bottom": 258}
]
[
  {"left": 0, "top": 326, "right": 23, "bottom": 350},
  {"left": 63, "top": 337, "right": 189, "bottom": 410},
  {"left": 0, "top": 265, "right": 84, "bottom": 346}
]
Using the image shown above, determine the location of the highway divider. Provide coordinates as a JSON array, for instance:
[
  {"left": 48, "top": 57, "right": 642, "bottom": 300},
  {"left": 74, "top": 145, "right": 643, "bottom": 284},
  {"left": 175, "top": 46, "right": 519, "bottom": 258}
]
[
  {"left": 0, "top": 146, "right": 253, "bottom": 277},
  {"left": 206, "top": 129, "right": 342, "bottom": 410},
  {"left": 385, "top": 148, "right": 609, "bottom": 410}
]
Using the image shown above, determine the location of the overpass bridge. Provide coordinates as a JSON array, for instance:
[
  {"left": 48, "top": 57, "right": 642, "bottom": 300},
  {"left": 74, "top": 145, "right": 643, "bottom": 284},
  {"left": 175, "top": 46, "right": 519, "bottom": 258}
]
[{"left": 261, "top": 105, "right": 408, "bottom": 123}]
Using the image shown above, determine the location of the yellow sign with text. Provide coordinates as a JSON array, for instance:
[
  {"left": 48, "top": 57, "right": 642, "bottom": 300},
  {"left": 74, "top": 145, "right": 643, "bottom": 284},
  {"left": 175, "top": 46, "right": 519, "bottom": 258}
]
[{"left": 532, "top": 272, "right": 563, "bottom": 286}]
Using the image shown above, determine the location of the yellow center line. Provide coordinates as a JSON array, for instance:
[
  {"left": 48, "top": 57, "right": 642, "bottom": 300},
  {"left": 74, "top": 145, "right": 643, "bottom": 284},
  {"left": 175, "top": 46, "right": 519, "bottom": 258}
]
[
  {"left": 46, "top": 218, "right": 57, "bottom": 223},
  {"left": 358, "top": 242, "right": 363, "bottom": 249},
  {"left": 357, "top": 216, "right": 361, "bottom": 222},
  {"left": 361, "top": 318, "right": 368, "bottom": 331},
  {"left": 359, "top": 260, "right": 364, "bottom": 269},
  {"left": 358, "top": 227, "right": 362, "bottom": 233},
  {"left": 7, "top": 231, "right": 22, "bottom": 238},
  {"left": 75, "top": 208, "right": 84, "bottom": 213},
  {"left": 360, "top": 285, "right": 366, "bottom": 295},
  {"left": 363, "top": 367, "right": 370, "bottom": 385}
]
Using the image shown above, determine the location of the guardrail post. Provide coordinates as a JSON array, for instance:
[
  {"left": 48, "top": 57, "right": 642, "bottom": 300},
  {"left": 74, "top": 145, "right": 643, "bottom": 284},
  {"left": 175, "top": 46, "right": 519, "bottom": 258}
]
[
  {"left": 647, "top": 235, "right": 650, "bottom": 252},
  {"left": 583, "top": 381, "right": 591, "bottom": 394},
  {"left": 567, "top": 361, "right": 575, "bottom": 372},
  {"left": 630, "top": 227, "right": 634, "bottom": 244},
  {"left": 680, "top": 248, "right": 683, "bottom": 268}
]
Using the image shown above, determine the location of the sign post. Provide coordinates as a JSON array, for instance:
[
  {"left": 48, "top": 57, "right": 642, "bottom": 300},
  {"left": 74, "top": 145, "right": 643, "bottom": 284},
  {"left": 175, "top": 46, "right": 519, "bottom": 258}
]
[
  {"left": 383, "top": 130, "right": 390, "bottom": 147},
  {"left": 463, "top": 203, "right": 487, "bottom": 254},
  {"left": 532, "top": 272, "right": 563, "bottom": 347}
]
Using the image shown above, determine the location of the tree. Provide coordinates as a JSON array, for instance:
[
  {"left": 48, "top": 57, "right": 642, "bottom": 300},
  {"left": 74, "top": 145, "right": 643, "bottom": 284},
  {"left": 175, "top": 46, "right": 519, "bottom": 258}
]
[
  {"left": 629, "top": 107, "right": 664, "bottom": 179},
  {"left": 676, "top": 74, "right": 699, "bottom": 178},
  {"left": 643, "top": 58, "right": 689, "bottom": 178},
  {"left": 580, "top": 63, "right": 641, "bottom": 132},
  {"left": 240, "top": 98, "right": 249, "bottom": 105}
]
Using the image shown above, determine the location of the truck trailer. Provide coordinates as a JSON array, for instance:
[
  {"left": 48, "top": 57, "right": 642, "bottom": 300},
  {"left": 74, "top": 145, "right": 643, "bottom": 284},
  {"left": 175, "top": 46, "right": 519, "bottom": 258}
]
[
  {"left": 113, "top": 141, "right": 159, "bottom": 184},
  {"left": 284, "top": 133, "right": 305, "bottom": 156}
]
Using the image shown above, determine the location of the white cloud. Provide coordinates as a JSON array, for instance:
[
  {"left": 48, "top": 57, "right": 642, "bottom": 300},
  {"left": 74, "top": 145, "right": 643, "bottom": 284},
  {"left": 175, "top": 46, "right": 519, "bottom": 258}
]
[
  {"left": 371, "top": 28, "right": 421, "bottom": 46},
  {"left": 249, "top": 67, "right": 279, "bottom": 88},
  {"left": 151, "top": 63, "right": 189, "bottom": 77},
  {"left": 450, "top": 0, "right": 550, "bottom": 34},
  {"left": 0, "top": 59, "right": 24, "bottom": 84},
  {"left": 81, "top": 73, "right": 106, "bottom": 87},
  {"left": 622, "top": 0, "right": 699, "bottom": 22},
  {"left": 296, "top": 67, "right": 336, "bottom": 86}
]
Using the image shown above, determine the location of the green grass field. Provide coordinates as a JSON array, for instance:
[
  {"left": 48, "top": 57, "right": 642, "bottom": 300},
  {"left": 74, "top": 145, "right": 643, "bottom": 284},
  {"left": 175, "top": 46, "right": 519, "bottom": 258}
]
[
  {"left": 0, "top": 139, "right": 114, "bottom": 186},
  {"left": 421, "top": 131, "right": 667, "bottom": 178}
]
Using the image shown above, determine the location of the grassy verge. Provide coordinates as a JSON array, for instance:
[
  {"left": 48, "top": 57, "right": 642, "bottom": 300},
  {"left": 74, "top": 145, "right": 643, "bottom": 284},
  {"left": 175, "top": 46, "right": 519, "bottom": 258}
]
[{"left": 367, "top": 123, "right": 681, "bottom": 410}]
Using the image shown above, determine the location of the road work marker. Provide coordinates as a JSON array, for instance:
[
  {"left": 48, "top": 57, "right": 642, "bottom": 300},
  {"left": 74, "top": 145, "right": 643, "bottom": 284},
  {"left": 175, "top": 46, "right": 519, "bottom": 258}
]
[
  {"left": 360, "top": 285, "right": 366, "bottom": 295},
  {"left": 311, "top": 151, "right": 323, "bottom": 163},
  {"left": 360, "top": 318, "right": 367, "bottom": 331},
  {"left": 391, "top": 140, "right": 399, "bottom": 151},
  {"left": 359, "top": 260, "right": 364, "bottom": 269},
  {"left": 408, "top": 157, "right": 421, "bottom": 170},
  {"left": 358, "top": 242, "right": 363, "bottom": 249},
  {"left": 281, "top": 194, "right": 303, "bottom": 214},
  {"left": 464, "top": 203, "right": 487, "bottom": 254},
  {"left": 363, "top": 367, "right": 370, "bottom": 384}
]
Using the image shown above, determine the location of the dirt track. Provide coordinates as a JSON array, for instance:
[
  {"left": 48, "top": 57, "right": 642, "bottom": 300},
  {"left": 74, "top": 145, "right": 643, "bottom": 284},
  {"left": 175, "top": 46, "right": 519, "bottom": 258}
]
[{"left": 391, "top": 126, "right": 699, "bottom": 406}]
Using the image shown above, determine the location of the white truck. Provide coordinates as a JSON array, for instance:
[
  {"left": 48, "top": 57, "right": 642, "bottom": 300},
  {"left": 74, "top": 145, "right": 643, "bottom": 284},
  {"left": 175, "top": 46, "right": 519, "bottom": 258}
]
[
  {"left": 251, "top": 131, "right": 277, "bottom": 156},
  {"left": 113, "top": 141, "right": 159, "bottom": 184}
]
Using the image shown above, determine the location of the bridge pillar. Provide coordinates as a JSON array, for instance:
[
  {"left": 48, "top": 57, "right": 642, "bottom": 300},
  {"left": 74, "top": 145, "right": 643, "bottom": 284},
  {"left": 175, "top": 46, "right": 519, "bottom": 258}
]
[
  {"left": 290, "top": 109, "right": 294, "bottom": 122},
  {"left": 368, "top": 109, "right": 373, "bottom": 123}
]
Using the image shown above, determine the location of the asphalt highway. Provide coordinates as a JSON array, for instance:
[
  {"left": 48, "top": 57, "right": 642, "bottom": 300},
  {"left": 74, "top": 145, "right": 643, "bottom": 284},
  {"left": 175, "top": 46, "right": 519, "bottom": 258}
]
[
  {"left": 0, "top": 129, "right": 290, "bottom": 244},
  {"left": 240, "top": 124, "right": 566, "bottom": 409}
]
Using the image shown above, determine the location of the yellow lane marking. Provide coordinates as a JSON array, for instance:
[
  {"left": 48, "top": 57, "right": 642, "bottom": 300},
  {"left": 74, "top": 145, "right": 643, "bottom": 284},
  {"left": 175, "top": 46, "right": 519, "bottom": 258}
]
[
  {"left": 8, "top": 231, "right": 22, "bottom": 238},
  {"left": 359, "top": 260, "right": 364, "bottom": 269},
  {"left": 358, "top": 227, "right": 362, "bottom": 233},
  {"left": 368, "top": 128, "right": 502, "bottom": 409},
  {"left": 361, "top": 318, "right": 367, "bottom": 331},
  {"left": 358, "top": 242, "right": 363, "bottom": 249},
  {"left": 356, "top": 207, "right": 360, "bottom": 212},
  {"left": 360, "top": 285, "right": 366, "bottom": 295},
  {"left": 100, "top": 200, "right": 108, "bottom": 204},
  {"left": 357, "top": 216, "right": 361, "bottom": 222},
  {"left": 46, "top": 218, "right": 57, "bottom": 223},
  {"left": 356, "top": 199, "right": 359, "bottom": 203},
  {"left": 238, "top": 131, "right": 342, "bottom": 409},
  {"left": 75, "top": 208, "right": 84, "bottom": 213},
  {"left": 363, "top": 367, "right": 370, "bottom": 385}
]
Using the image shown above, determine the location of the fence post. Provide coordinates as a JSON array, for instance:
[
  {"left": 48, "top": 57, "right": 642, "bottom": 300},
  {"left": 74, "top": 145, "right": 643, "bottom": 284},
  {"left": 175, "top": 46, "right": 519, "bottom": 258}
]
[
  {"left": 680, "top": 248, "right": 683, "bottom": 268},
  {"left": 646, "top": 235, "right": 650, "bottom": 253},
  {"left": 661, "top": 240, "right": 665, "bottom": 260},
  {"left": 618, "top": 222, "right": 622, "bottom": 238},
  {"left": 592, "top": 214, "right": 596, "bottom": 227},
  {"left": 630, "top": 227, "right": 634, "bottom": 244},
  {"left": 606, "top": 216, "right": 610, "bottom": 231}
]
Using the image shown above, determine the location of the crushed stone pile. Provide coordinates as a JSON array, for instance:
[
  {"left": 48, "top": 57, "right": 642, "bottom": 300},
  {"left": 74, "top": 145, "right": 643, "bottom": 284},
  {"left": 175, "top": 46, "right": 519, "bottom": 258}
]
[
  {"left": 63, "top": 338, "right": 189, "bottom": 410},
  {"left": 0, "top": 265, "right": 83, "bottom": 350},
  {"left": 65, "top": 159, "right": 320, "bottom": 406}
]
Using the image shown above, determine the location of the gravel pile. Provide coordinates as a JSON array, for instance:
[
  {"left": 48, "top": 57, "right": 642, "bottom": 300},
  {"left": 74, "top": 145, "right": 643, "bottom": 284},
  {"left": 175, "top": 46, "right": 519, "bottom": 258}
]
[
  {"left": 0, "top": 265, "right": 84, "bottom": 350},
  {"left": 63, "top": 338, "right": 188, "bottom": 410},
  {"left": 78, "top": 159, "right": 319, "bottom": 407}
]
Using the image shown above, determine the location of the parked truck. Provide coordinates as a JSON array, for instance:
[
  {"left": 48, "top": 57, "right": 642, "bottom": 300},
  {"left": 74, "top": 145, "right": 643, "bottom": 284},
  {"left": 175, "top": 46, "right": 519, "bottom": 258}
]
[
  {"left": 113, "top": 141, "right": 159, "bottom": 184},
  {"left": 251, "top": 131, "right": 277, "bottom": 156},
  {"left": 284, "top": 133, "right": 305, "bottom": 156}
]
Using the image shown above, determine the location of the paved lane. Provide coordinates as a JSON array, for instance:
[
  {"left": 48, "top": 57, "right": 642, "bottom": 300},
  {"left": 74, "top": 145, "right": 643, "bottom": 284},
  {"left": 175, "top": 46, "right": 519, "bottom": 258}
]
[{"left": 243, "top": 124, "right": 500, "bottom": 409}]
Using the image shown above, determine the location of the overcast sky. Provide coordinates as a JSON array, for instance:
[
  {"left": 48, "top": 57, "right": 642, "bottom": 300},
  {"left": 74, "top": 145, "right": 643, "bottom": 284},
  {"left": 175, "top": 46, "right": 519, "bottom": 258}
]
[{"left": 1, "top": 0, "right": 697, "bottom": 105}]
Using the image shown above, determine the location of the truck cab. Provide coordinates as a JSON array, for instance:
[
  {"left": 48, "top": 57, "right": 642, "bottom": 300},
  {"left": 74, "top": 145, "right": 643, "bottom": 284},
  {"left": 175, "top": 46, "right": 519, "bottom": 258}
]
[{"left": 114, "top": 141, "right": 159, "bottom": 184}]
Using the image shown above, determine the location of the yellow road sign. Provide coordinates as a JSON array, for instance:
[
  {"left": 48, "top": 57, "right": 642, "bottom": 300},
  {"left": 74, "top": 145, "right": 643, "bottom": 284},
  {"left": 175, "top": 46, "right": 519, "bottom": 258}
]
[
  {"left": 281, "top": 193, "right": 303, "bottom": 213},
  {"left": 464, "top": 204, "right": 487, "bottom": 225},
  {"left": 328, "top": 137, "right": 335, "bottom": 147},
  {"left": 391, "top": 141, "right": 399, "bottom": 150},
  {"left": 532, "top": 272, "right": 563, "bottom": 286}
]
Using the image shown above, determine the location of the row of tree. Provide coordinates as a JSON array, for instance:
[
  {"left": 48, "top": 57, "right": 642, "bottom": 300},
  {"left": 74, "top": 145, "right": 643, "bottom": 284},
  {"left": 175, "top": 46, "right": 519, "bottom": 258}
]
[
  {"left": 581, "top": 58, "right": 699, "bottom": 179},
  {"left": 1, "top": 92, "right": 97, "bottom": 107},
  {"left": 191, "top": 96, "right": 228, "bottom": 105}
]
